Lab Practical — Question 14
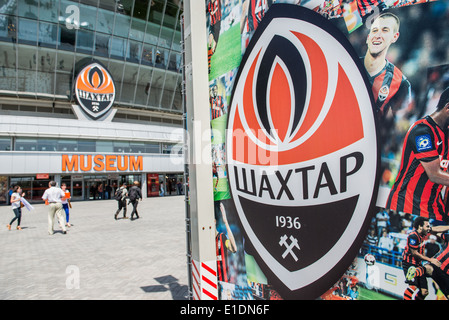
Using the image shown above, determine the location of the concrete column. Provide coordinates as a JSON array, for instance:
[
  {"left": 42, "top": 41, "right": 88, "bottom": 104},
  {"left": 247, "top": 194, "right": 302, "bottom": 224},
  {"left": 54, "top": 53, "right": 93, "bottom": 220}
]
[{"left": 183, "top": 0, "right": 218, "bottom": 300}]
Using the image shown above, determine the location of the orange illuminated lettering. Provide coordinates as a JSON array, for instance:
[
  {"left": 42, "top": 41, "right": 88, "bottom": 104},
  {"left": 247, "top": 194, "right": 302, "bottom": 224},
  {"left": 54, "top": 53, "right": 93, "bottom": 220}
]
[
  {"left": 80, "top": 155, "right": 92, "bottom": 171},
  {"left": 105, "top": 155, "right": 116, "bottom": 171},
  {"left": 62, "top": 154, "right": 143, "bottom": 172},
  {"left": 62, "top": 154, "right": 78, "bottom": 171},
  {"left": 93, "top": 155, "right": 105, "bottom": 171},
  {"left": 130, "top": 156, "right": 143, "bottom": 171},
  {"left": 117, "top": 155, "right": 128, "bottom": 171}
]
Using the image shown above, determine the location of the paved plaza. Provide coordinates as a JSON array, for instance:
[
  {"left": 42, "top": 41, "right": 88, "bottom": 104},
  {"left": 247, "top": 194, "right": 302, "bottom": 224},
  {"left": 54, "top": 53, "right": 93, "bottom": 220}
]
[{"left": 0, "top": 195, "right": 189, "bottom": 300}]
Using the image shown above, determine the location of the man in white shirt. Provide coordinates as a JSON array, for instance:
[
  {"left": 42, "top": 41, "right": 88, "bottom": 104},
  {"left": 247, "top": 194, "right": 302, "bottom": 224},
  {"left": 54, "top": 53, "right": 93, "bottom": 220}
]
[{"left": 42, "top": 181, "right": 67, "bottom": 235}]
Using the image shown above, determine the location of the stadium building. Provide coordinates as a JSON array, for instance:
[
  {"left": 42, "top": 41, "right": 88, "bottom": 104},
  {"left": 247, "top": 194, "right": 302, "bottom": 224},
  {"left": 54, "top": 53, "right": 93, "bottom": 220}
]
[{"left": 0, "top": 0, "right": 185, "bottom": 203}]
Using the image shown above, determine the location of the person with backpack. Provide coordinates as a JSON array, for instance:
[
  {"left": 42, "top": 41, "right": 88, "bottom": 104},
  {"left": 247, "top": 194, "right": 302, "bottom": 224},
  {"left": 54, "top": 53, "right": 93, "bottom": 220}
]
[
  {"left": 114, "top": 182, "right": 128, "bottom": 220},
  {"left": 128, "top": 181, "right": 142, "bottom": 220}
]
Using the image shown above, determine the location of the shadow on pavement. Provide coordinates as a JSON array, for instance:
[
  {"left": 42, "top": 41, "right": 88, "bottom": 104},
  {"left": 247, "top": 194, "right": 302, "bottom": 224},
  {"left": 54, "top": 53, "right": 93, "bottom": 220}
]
[{"left": 141, "top": 275, "right": 189, "bottom": 300}]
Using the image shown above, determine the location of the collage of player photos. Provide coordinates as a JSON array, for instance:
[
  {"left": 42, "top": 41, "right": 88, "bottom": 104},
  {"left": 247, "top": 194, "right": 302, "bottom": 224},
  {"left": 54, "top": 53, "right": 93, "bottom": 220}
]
[{"left": 206, "top": 0, "right": 449, "bottom": 300}]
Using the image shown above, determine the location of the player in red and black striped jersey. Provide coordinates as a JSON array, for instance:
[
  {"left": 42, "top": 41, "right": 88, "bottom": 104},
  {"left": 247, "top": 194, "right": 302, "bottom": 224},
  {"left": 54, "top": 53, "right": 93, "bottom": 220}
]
[
  {"left": 210, "top": 84, "right": 225, "bottom": 120},
  {"left": 215, "top": 202, "right": 237, "bottom": 284},
  {"left": 368, "top": 59, "right": 411, "bottom": 119},
  {"left": 240, "top": 0, "right": 273, "bottom": 49},
  {"left": 207, "top": 0, "right": 222, "bottom": 74},
  {"left": 385, "top": 115, "right": 449, "bottom": 221},
  {"left": 401, "top": 217, "right": 442, "bottom": 299},
  {"left": 425, "top": 231, "right": 449, "bottom": 299},
  {"left": 409, "top": 224, "right": 449, "bottom": 299},
  {"left": 386, "top": 88, "right": 449, "bottom": 223},
  {"left": 357, "top": 0, "right": 386, "bottom": 22},
  {"left": 363, "top": 13, "right": 411, "bottom": 121}
]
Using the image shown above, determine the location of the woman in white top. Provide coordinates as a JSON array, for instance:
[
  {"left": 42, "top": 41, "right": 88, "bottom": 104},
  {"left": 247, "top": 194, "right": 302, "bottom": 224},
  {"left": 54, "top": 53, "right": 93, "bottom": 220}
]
[{"left": 7, "top": 185, "right": 25, "bottom": 230}]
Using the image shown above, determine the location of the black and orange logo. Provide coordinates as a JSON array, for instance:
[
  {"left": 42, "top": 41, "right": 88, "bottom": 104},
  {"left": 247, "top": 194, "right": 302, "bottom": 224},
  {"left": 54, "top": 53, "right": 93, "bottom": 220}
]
[
  {"left": 227, "top": 5, "right": 379, "bottom": 299},
  {"left": 75, "top": 63, "right": 116, "bottom": 119}
]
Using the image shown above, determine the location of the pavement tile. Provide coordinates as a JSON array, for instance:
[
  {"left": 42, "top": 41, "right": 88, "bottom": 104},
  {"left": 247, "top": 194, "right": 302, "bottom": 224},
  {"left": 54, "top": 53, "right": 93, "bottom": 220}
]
[{"left": 0, "top": 196, "right": 189, "bottom": 300}]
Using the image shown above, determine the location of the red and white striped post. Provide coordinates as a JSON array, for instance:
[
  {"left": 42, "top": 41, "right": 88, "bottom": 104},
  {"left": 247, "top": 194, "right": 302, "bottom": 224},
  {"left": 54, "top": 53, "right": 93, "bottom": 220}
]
[{"left": 191, "top": 259, "right": 218, "bottom": 300}]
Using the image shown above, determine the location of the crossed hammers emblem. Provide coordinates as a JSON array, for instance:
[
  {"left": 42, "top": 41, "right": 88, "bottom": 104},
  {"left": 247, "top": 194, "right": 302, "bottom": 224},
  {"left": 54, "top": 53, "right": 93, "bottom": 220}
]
[{"left": 279, "top": 234, "right": 300, "bottom": 262}]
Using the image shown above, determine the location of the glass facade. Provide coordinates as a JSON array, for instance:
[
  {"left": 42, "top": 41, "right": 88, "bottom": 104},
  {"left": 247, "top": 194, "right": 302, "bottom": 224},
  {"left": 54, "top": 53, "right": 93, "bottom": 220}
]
[
  {"left": 0, "top": 0, "right": 183, "bottom": 113},
  {"left": 6, "top": 136, "right": 177, "bottom": 154}
]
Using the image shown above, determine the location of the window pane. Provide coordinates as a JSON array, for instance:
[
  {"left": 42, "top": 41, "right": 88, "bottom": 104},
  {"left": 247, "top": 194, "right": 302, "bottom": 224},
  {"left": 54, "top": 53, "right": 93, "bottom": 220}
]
[
  {"left": 109, "top": 36, "right": 127, "bottom": 60},
  {"left": 154, "top": 48, "right": 166, "bottom": 69},
  {"left": 158, "top": 27, "right": 173, "bottom": 50},
  {"left": 147, "top": 68, "right": 164, "bottom": 107},
  {"left": 58, "top": 24, "right": 76, "bottom": 51},
  {"left": 106, "top": 59, "right": 125, "bottom": 101},
  {"left": 54, "top": 51, "right": 74, "bottom": 96},
  {"left": 127, "top": 39, "right": 142, "bottom": 63},
  {"left": 96, "top": 8, "right": 114, "bottom": 35},
  {"left": 135, "top": 67, "right": 152, "bottom": 106},
  {"left": 39, "top": 0, "right": 58, "bottom": 23},
  {"left": 18, "top": 0, "right": 38, "bottom": 19},
  {"left": 120, "top": 62, "right": 138, "bottom": 104},
  {"left": 94, "top": 32, "right": 109, "bottom": 57},
  {"left": 132, "top": 0, "right": 149, "bottom": 21},
  {"left": 78, "top": 2, "right": 97, "bottom": 31},
  {"left": 0, "top": 137, "right": 11, "bottom": 151},
  {"left": 38, "top": 21, "right": 58, "bottom": 48},
  {"left": 162, "top": 143, "right": 173, "bottom": 154},
  {"left": 16, "top": 138, "right": 38, "bottom": 151},
  {"left": 37, "top": 139, "right": 57, "bottom": 151},
  {"left": 113, "top": 141, "right": 129, "bottom": 153},
  {"left": 76, "top": 29, "right": 94, "bottom": 54},
  {"left": 113, "top": 12, "right": 130, "bottom": 38},
  {"left": 57, "top": 139, "right": 77, "bottom": 151},
  {"left": 145, "top": 142, "right": 160, "bottom": 153},
  {"left": 0, "top": 16, "right": 17, "bottom": 91},
  {"left": 172, "top": 75, "right": 182, "bottom": 112},
  {"left": 17, "top": 44, "right": 37, "bottom": 92},
  {"left": 144, "top": 24, "right": 158, "bottom": 45},
  {"left": 168, "top": 52, "right": 181, "bottom": 72},
  {"left": 129, "top": 142, "right": 145, "bottom": 153},
  {"left": 18, "top": 18, "right": 38, "bottom": 44},
  {"left": 163, "top": 0, "right": 180, "bottom": 29},
  {"left": 148, "top": 0, "right": 164, "bottom": 26},
  {"left": 141, "top": 44, "right": 154, "bottom": 66},
  {"left": 78, "top": 140, "right": 95, "bottom": 152},
  {"left": 130, "top": 17, "right": 145, "bottom": 42},
  {"left": 96, "top": 140, "right": 113, "bottom": 152},
  {"left": 36, "top": 47, "right": 55, "bottom": 95}
]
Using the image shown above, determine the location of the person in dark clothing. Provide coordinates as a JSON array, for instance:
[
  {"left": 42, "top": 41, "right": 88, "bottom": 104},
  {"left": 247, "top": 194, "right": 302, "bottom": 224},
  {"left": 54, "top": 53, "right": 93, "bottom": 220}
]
[
  {"left": 114, "top": 183, "right": 128, "bottom": 220},
  {"left": 128, "top": 181, "right": 142, "bottom": 220}
]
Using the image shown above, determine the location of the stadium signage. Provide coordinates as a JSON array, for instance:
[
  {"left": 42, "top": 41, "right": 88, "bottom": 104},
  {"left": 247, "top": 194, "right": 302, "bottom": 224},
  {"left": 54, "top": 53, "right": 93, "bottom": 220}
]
[
  {"left": 226, "top": 5, "right": 379, "bottom": 299},
  {"left": 233, "top": 152, "right": 363, "bottom": 200},
  {"left": 74, "top": 62, "right": 116, "bottom": 120},
  {"left": 62, "top": 154, "right": 143, "bottom": 172}
]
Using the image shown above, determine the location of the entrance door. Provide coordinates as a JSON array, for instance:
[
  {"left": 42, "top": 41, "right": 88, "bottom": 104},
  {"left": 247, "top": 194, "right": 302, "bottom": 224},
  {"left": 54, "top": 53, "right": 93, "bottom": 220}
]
[
  {"left": 84, "top": 177, "right": 107, "bottom": 200},
  {"left": 71, "top": 179, "right": 84, "bottom": 200}
]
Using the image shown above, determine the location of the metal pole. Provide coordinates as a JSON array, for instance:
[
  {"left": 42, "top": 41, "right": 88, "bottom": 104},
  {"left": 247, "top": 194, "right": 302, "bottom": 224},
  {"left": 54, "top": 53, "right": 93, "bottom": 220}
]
[{"left": 180, "top": 12, "right": 193, "bottom": 300}]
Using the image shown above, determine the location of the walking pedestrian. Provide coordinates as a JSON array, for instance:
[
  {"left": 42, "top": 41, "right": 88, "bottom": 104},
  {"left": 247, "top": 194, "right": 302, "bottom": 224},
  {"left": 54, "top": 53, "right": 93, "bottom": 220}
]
[
  {"left": 7, "top": 185, "right": 25, "bottom": 231},
  {"left": 128, "top": 181, "right": 142, "bottom": 220},
  {"left": 61, "top": 183, "right": 72, "bottom": 228},
  {"left": 114, "top": 182, "right": 128, "bottom": 220},
  {"left": 42, "top": 181, "right": 67, "bottom": 235}
]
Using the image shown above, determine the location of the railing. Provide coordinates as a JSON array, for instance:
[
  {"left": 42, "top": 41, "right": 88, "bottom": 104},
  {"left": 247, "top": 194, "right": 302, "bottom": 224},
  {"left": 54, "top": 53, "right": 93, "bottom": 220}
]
[{"left": 358, "top": 243, "right": 403, "bottom": 269}]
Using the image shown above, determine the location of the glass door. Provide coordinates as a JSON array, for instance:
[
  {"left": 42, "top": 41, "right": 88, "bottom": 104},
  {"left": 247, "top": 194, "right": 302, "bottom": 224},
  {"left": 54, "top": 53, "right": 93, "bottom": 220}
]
[
  {"left": 84, "top": 176, "right": 108, "bottom": 200},
  {"left": 72, "top": 179, "right": 84, "bottom": 200}
]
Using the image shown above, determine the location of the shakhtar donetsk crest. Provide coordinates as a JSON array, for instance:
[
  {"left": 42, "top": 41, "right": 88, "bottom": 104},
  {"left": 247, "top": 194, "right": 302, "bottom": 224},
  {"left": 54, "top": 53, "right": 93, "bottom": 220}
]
[
  {"left": 75, "top": 62, "right": 116, "bottom": 119},
  {"left": 226, "top": 5, "right": 379, "bottom": 299}
]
